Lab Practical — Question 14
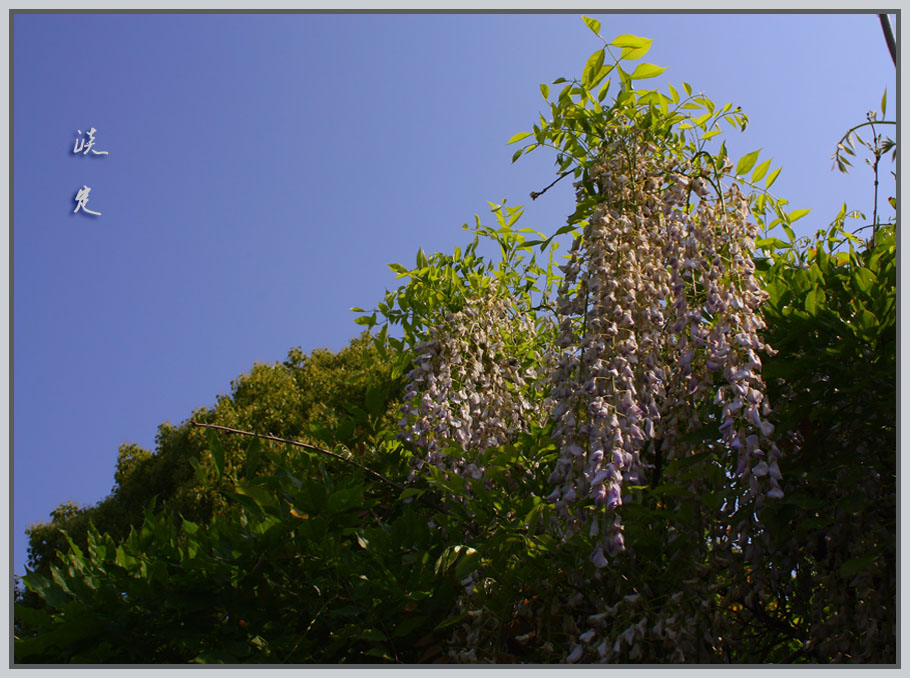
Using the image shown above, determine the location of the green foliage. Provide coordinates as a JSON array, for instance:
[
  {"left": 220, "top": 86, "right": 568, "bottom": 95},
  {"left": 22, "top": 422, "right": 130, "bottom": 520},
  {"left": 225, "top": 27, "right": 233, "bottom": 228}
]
[
  {"left": 744, "top": 223, "right": 896, "bottom": 661},
  {"left": 25, "top": 333, "right": 403, "bottom": 577},
  {"left": 16, "top": 448, "right": 460, "bottom": 663},
  {"left": 355, "top": 200, "right": 556, "bottom": 361}
]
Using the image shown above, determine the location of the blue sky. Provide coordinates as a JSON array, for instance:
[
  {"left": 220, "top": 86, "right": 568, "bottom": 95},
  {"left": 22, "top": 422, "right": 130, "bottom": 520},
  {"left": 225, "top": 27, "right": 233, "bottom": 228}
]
[{"left": 12, "top": 12, "right": 896, "bottom": 576}]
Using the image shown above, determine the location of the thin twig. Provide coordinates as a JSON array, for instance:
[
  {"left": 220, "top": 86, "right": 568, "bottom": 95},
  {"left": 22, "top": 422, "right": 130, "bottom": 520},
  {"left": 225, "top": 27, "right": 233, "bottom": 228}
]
[
  {"left": 190, "top": 420, "right": 406, "bottom": 492},
  {"left": 530, "top": 170, "right": 573, "bottom": 200},
  {"left": 852, "top": 220, "right": 896, "bottom": 234},
  {"left": 870, "top": 119, "right": 880, "bottom": 247},
  {"left": 190, "top": 420, "right": 462, "bottom": 519}
]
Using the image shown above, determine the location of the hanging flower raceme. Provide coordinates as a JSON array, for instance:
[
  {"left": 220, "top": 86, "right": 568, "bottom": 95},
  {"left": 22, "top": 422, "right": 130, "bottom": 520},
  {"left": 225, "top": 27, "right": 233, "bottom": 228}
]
[
  {"left": 398, "top": 291, "right": 542, "bottom": 480},
  {"left": 547, "top": 134, "right": 782, "bottom": 577}
]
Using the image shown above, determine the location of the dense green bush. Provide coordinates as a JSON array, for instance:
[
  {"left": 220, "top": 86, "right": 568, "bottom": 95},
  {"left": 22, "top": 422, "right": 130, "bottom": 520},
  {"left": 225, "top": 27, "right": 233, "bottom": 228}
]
[{"left": 24, "top": 332, "right": 402, "bottom": 576}]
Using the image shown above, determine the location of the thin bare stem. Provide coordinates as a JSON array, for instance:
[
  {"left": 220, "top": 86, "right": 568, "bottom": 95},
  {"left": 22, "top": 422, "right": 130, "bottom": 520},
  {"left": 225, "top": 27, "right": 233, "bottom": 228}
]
[
  {"left": 531, "top": 170, "right": 573, "bottom": 200},
  {"left": 190, "top": 420, "right": 406, "bottom": 492},
  {"left": 879, "top": 14, "right": 897, "bottom": 67},
  {"left": 870, "top": 119, "right": 880, "bottom": 247},
  {"left": 190, "top": 421, "right": 468, "bottom": 521}
]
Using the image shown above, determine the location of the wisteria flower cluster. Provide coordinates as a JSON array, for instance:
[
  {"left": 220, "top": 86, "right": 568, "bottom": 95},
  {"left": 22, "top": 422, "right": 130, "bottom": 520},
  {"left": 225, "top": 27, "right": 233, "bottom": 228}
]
[
  {"left": 546, "top": 133, "right": 782, "bottom": 575},
  {"left": 398, "top": 291, "right": 542, "bottom": 479}
]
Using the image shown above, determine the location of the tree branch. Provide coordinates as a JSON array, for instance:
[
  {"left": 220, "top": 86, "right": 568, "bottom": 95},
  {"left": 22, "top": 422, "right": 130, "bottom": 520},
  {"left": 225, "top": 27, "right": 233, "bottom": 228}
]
[
  {"left": 879, "top": 14, "right": 897, "bottom": 67},
  {"left": 190, "top": 420, "right": 406, "bottom": 492},
  {"left": 190, "top": 421, "right": 464, "bottom": 520},
  {"left": 530, "top": 170, "right": 573, "bottom": 200}
]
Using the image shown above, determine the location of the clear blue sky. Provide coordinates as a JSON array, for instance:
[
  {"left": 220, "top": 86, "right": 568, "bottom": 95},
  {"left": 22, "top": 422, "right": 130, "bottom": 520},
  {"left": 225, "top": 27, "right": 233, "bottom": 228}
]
[{"left": 12, "top": 12, "right": 896, "bottom": 576}]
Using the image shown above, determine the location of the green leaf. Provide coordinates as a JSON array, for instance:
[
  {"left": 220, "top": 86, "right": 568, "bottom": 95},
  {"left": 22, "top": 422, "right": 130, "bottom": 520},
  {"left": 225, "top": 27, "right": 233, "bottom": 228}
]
[
  {"left": 789, "top": 208, "right": 811, "bottom": 223},
  {"left": 610, "top": 33, "right": 650, "bottom": 49},
  {"left": 751, "top": 158, "right": 772, "bottom": 183},
  {"left": 539, "top": 83, "right": 549, "bottom": 100},
  {"left": 858, "top": 307, "right": 878, "bottom": 336},
  {"left": 804, "top": 287, "right": 825, "bottom": 315},
  {"left": 365, "top": 384, "right": 386, "bottom": 417},
  {"left": 582, "top": 16, "right": 601, "bottom": 36},
  {"left": 244, "top": 435, "right": 260, "bottom": 479},
  {"left": 189, "top": 456, "right": 209, "bottom": 487},
  {"left": 629, "top": 62, "right": 666, "bottom": 80},
  {"left": 683, "top": 81, "right": 693, "bottom": 96},
  {"left": 363, "top": 647, "right": 393, "bottom": 661},
  {"left": 434, "top": 613, "right": 469, "bottom": 632},
  {"left": 327, "top": 485, "right": 364, "bottom": 514},
  {"left": 27, "top": 573, "right": 71, "bottom": 609},
  {"left": 205, "top": 429, "right": 226, "bottom": 481},
  {"left": 853, "top": 266, "right": 877, "bottom": 294},
  {"left": 881, "top": 88, "right": 887, "bottom": 117},
  {"left": 839, "top": 553, "right": 876, "bottom": 578},
  {"left": 765, "top": 166, "right": 782, "bottom": 189},
  {"left": 234, "top": 482, "right": 279, "bottom": 513},
  {"left": 582, "top": 49, "right": 606, "bottom": 88},
  {"left": 398, "top": 487, "right": 425, "bottom": 501},
  {"left": 692, "top": 112, "right": 712, "bottom": 128},
  {"left": 114, "top": 545, "right": 139, "bottom": 572},
  {"left": 454, "top": 548, "right": 481, "bottom": 580},
  {"left": 435, "top": 545, "right": 479, "bottom": 579},
  {"left": 621, "top": 43, "right": 651, "bottom": 60},
  {"left": 736, "top": 149, "right": 761, "bottom": 176},
  {"left": 756, "top": 237, "right": 790, "bottom": 250},
  {"left": 616, "top": 66, "right": 632, "bottom": 90},
  {"left": 696, "top": 95, "right": 715, "bottom": 112},
  {"left": 597, "top": 74, "right": 612, "bottom": 101},
  {"left": 667, "top": 83, "right": 679, "bottom": 103},
  {"left": 507, "top": 131, "right": 532, "bottom": 145},
  {"left": 148, "top": 560, "right": 168, "bottom": 585}
]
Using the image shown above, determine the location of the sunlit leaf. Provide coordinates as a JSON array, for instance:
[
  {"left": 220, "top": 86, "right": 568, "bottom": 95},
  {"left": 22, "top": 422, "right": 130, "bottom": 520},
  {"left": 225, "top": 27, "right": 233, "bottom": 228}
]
[
  {"left": 610, "top": 34, "right": 651, "bottom": 49},
  {"left": 751, "top": 158, "right": 772, "bottom": 183},
  {"left": 621, "top": 42, "right": 651, "bottom": 60},
  {"left": 582, "top": 16, "right": 601, "bottom": 36},
  {"left": 853, "top": 267, "right": 877, "bottom": 293},
  {"left": 507, "top": 131, "right": 532, "bottom": 145},
  {"left": 765, "top": 166, "right": 782, "bottom": 189},
  {"left": 735, "top": 149, "right": 761, "bottom": 176},
  {"left": 582, "top": 49, "right": 606, "bottom": 88},
  {"left": 629, "top": 62, "right": 666, "bottom": 80}
]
